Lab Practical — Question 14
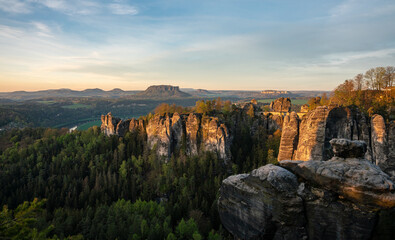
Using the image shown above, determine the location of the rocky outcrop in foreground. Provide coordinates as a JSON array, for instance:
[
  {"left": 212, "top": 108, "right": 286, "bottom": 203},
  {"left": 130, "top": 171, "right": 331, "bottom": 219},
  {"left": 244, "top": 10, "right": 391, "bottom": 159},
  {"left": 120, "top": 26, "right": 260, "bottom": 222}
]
[
  {"left": 101, "top": 112, "right": 231, "bottom": 161},
  {"left": 218, "top": 139, "right": 395, "bottom": 240}
]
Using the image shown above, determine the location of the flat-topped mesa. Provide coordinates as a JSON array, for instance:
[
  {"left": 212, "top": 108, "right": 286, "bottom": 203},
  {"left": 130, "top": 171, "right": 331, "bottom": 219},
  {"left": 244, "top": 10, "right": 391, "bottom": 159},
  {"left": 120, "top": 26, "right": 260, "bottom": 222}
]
[
  {"left": 269, "top": 97, "right": 291, "bottom": 112},
  {"left": 219, "top": 138, "right": 395, "bottom": 240}
]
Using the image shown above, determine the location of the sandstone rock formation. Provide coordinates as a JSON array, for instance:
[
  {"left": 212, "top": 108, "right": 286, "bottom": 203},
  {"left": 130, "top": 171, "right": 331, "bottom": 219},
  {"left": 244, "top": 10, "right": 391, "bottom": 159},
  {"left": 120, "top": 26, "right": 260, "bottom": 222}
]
[
  {"left": 279, "top": 106, "right": 375, "bottom": 162},
  {"left": 218, "top": 165, "right": 307, "bottom": 240},
  {"left": 115, "top": 119, "right": 130, "bottom": 137},
  {"left": 201, "top": 116, "right": 231, "bottom": 162},
  {"left": 388, "top": 121, "right": 395, "bottom": 178},
  {"left": 278, "top": 112, "right": 299, "bottom": 161},
  {"left": 219, "top": 139, "right": 395, "bottom": 240},
  {"left": 129, "top": 118, "right": 144, "bottom": 133},
  {"left": 185, "top": 113, "right": 200, "bottom": 156},
  {"left": 265, "top": 113, "right": 284, "bottom": 131},
  {"left": 293, "top": 106, "right": 330, "bottom": 161},
  {"left": 269, "top": 97, "right": 291, "bottom": 112},
  {"left": 371, "top": 114, "right": 388, "bottom": 169},
  {"left": 146, "top": 114, "right": 172, "bottom": 157},
  {"left": 300, "top": 104, "right": 309, "bottom": 113},
  {"left": 101, "top": 113, "right": 121, "bottom": 136},
  {"left": 101, "top": 112, "right": 231, "bottom": 161}
]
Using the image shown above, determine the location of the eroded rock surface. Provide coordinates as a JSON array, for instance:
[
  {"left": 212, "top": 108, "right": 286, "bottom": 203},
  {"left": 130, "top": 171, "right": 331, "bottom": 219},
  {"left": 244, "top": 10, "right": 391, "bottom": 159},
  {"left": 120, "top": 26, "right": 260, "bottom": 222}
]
[
  {"left": 185, "top": 113, "right": 200, "bottom": 156},
  {"left": 129, "top": 118, "right": 144, "bottom": 133},
  {"left": 101, "top": 112, "right": 231, "bottom": 160},
  {"left": 219, "top": 139, "right": 395, "bottom": 240},
  {"left": 101, "top": 113, "right": 121, "bottom": 136},
  {"left": 371, "top": 114, "right": 388, "bottom": 170},
  {"left": 201, "top": 116, "right": 231, "bottom": 162},
  {"left": 270, "top": 97, "right": 291, "bottom": 112},
  {"left": 218, "top": 164, "right": 306, "bottom": 240},
  {"left": 278, "top": 112, "right": 300, "bottom": 161},
  {"left": 116, "top": 119, "right": 131, "bottom": 137},
  {"left": 293, "top": 106, "right": 330, "bottom": 161},
  {"left": 387, "top": 121, "right": 395, "bottom": 178},
  {"left": 146, "top": 114, "right": 172, "bottom": 157},
  {"left": 330, "top": 138, "right": 366, "bottom": 158},
  {"left": 279, "top": 106, "right": 378, "bottom": 162},
  {"left": 265, "top": 113, "right": 284, "bottom": 131}
]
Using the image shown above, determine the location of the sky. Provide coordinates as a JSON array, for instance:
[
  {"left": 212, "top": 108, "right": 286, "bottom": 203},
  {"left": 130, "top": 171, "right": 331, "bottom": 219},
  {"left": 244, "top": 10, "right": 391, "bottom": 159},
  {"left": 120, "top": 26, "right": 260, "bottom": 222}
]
[{"left": 0, "top": 0, "right": 395, "bottom": 92}]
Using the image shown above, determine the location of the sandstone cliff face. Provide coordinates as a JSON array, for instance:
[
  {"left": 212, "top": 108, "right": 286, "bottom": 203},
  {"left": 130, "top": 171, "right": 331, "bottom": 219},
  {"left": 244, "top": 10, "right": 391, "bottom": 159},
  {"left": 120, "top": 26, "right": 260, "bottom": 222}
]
[
  {"left": 293, "top": 106, "right": 330, "bottom": 161},
  {"left": 270, "top": 97, "right": 291, "bottom": 112},
  {"left": 279, "top": 106, "right": 381, "bottom": 163},
  {"left": 264, "top": 113, "right": 284, "bottom": 131},
  {"left": 185, "top": 113, "right": 200, "bottom": 156},
  {"left": 218, "top": 165, "right": 306, "bottom": 240},
  {"left": 116, "top": 119, "right": 130, "bottom": 137},
  {"left": 371, "top": 114, "right": 388, "bottom": 169},
  {"left": 101, "top": 112, "right": 231, "bottom": 161},
  {"left": 129, "top": 118, "right": 144, "bottom": 133},
  {"left": 101, "top": 113, "right": 121, "bottom": 136},
  {"left": 278, "top": 112, "right": 299, "bottom": 161},
  {"left": 201, "top": 116, "right": 231, "bottom": 162},
  {"left": 146, "top": 114, "right": 172, "bottom": 157},
  {"left": 388, "top": 121, "right": 395, "bottom": 178},
  {"left": 219, "top": 139, "right": 395, "bottom": 240}
]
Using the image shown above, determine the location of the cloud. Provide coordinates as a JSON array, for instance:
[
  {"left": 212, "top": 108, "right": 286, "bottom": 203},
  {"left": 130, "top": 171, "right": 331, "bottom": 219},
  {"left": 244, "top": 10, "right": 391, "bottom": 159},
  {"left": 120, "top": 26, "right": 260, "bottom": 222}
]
[
  {"left": 0, "top": 25, "right": 23, "bottom": 38},
  {"left": 0, "top": 0, "right": 31, "bottom": 13},
  {"left": 108, "top": 3, "right": 138, "bottom": 15},
  {"left": 32, "top": 0, "right": 101, "bottom": 15},
  {"left": 323, "top": 48, "right": 395, "bottom": 66},
  {"left": 31, "top": 21, "right": 53, "bottom": 37}
]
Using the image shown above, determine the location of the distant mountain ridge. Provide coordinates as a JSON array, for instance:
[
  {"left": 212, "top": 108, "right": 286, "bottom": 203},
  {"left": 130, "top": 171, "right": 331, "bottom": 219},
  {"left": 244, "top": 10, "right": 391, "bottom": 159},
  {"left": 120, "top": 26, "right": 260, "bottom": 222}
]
[
  {"left": 0, "top": 88, "right": 139, "bottom": 101},
  {"left": 0, "top": 86, "right": 330, "bottom": 101}
]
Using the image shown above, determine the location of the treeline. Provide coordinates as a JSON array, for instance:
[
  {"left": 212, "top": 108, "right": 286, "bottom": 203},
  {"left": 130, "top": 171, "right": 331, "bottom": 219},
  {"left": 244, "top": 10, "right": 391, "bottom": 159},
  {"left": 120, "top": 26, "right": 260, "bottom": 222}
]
[
  {"left": 306, "top": 66, "right": 394, "bottom": 120},
  {"left": 154, "top": 98, "right": 233, "bottom": 116},
  {"left": 0, "top": 106, "right": 280, "bottom": 239}
]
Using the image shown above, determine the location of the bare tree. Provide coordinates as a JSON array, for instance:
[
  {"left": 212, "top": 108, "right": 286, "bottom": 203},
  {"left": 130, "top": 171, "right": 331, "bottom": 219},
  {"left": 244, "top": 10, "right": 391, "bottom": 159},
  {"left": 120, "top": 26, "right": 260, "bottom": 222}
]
[
  {"left": 353, "top": 73, "right": 364, "bottom": 91},
  {"left": 384, "top": 66, "right": 394, "bottom": 89},
  {"left": 364, "top": 67, "right": 386, "bottom": 90}
]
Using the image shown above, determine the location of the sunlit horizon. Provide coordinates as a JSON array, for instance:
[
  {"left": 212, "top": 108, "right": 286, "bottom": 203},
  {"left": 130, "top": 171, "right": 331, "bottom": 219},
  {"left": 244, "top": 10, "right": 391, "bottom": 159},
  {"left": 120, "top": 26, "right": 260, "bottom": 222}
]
[{"left": 1, "top": 0, "right": 395, "bottom": 92}]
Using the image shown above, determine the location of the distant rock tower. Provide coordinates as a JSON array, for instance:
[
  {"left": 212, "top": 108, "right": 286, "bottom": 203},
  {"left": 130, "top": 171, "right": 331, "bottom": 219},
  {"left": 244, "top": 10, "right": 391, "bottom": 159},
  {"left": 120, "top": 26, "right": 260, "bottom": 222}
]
[{"left": 269, "top": 97, "right": 291, "bottom": 112}]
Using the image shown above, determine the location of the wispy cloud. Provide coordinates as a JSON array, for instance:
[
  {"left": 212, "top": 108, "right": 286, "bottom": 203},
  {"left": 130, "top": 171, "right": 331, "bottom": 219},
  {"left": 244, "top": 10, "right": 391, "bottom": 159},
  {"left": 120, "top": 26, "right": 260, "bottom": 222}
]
[
  {"left": 323, "top": 48, "right": 395, "bottom": 66},
  {"left": 108, "top": 3, "right": 138, "bottom": 15},
  {"left": 31, "top": 21, "right": 53, "bottom": 37},
  {"left": 31, "top": 0, "right": 101, "bottom": 15},
  {"left": 0, "top": 0, "right": 31, "bottom": 13},
  {"left": 0, "top": 25, "right": 23, "bottom": 39}
]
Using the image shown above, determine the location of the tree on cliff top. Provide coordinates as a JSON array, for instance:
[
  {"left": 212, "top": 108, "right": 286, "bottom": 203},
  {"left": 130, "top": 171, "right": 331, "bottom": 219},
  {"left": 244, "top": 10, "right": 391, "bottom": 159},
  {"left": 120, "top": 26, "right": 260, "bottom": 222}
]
[{"left": 331, "top": 66, "right": 394, "bottom": 119}]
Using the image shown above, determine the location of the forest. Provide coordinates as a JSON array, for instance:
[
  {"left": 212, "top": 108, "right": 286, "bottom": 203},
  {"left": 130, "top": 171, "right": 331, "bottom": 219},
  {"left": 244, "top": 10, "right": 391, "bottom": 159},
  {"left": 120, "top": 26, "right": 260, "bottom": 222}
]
[
  {"left": 1, "top": 66, "right": 393, "bottom": 239},
  {"left": 0, "top": 104, "right": 281, "bottom": 239}
]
